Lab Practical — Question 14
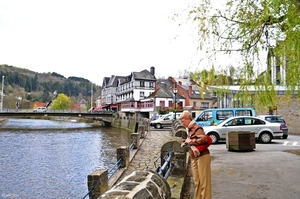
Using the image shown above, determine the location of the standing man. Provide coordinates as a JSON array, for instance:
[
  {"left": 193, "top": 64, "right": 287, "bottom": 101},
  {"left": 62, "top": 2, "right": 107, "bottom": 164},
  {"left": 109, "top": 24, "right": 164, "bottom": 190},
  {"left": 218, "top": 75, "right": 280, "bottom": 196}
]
[{"left": 179, "top": 111, "right": 212, "bottom": 199}]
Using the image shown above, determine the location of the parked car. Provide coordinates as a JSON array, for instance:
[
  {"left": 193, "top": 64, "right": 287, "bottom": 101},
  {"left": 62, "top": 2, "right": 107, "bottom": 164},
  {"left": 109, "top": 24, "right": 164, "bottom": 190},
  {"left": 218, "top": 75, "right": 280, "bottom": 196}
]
[
  {"left": 150, "top": 114, "right": 162, "bottom": 122},
  {"left": 203, "top": 116, "right": 284, "bottom": 144},
  {"left": 33, "top": 107, "right": 47, "bottom": 113},
  {"left": 256, "top": 115, "right": 288, "bottom": 139},
  {"left": 150, "top": 112, "right": 182, "bottom": 129}
]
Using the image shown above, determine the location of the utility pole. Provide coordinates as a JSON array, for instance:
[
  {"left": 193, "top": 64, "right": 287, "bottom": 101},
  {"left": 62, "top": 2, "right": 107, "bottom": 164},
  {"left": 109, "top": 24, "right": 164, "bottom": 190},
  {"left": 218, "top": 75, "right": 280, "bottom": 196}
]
[{"left": 91, "top": 82, "right": 93, "bottom": 108}]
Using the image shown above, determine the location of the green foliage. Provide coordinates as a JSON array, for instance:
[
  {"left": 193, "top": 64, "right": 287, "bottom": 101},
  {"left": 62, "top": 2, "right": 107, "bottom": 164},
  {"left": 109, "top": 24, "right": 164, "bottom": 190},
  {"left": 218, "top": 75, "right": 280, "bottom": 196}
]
[
  {"left": 177, "top": 0, "right": 300, "bottom": 109},
  {"left": 51, "top": 93, "right": 72, "bottom": 110},
  {"left": 0, "top": 64, "right": 101, "bottom": 109},
  {"left": 51, "top": 72, "right": 65, "bottom": 78}
]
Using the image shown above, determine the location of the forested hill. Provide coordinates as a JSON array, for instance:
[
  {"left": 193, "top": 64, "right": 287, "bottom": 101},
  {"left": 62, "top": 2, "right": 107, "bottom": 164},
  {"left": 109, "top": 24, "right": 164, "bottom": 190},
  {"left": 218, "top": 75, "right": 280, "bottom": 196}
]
[{"left": 0, "top": 64, "right": 101, "bottom": 109}]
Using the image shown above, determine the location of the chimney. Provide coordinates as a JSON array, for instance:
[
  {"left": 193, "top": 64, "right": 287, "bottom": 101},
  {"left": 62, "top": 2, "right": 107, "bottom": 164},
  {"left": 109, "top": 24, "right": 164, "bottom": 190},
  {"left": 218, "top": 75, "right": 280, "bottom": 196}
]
[
  {"left": 150, "top": 66, "right": 155, "bottom": 76},
  {"left": 189, "top": 86, "right": 193, "bottom": 96}
]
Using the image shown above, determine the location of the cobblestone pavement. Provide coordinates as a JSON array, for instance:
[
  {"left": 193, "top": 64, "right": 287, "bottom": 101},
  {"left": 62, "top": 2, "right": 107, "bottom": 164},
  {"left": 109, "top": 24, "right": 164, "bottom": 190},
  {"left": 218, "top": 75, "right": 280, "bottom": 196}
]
[
  {"left": 117, "top": 128, "right": 193, "bottom": 199},
  {"left": 120, "top": 129, "right": 174, "bottom": 179}
]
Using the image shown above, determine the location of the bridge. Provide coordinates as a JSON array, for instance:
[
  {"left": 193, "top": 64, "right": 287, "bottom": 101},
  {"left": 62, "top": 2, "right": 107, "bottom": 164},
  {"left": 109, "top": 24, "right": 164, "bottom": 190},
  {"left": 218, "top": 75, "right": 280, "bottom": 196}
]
[{"left": 0, "top": 110, "right": 113, "bottom": 126}]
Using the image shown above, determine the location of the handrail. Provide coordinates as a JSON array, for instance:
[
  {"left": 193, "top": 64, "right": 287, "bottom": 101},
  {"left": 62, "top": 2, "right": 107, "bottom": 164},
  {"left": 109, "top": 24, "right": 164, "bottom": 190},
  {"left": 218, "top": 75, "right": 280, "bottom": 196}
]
[
  {"left": 129, "top": 140, "right": 135, "bottom": 151},
  {"left": 108, "top": 158, "right": 122, "bottom": 180},
  {"left": 156, "top": 151, "right": 175, "bottom": 180},
  {"left": 82, "top": 187, "right": 94, "bottom": 199}
]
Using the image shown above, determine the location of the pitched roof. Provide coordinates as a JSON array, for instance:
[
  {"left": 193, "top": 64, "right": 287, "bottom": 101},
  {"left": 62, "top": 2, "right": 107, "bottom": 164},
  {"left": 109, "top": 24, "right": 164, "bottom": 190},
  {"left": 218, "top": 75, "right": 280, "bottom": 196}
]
[
  {"left": 147, "top": 86, "right": 184, "bottom": 99},
  {"left": 132, "top": 69, "right": 156, "bottom": 81}
]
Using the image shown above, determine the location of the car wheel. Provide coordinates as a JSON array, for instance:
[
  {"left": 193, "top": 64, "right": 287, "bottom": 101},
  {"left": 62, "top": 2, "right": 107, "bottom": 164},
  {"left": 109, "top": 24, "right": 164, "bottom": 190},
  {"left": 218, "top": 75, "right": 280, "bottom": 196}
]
[
  {"left": 258, "top": 132, "right": 272, "bottom": 143},
  {"left": 208, "top": 133, "right": 219, "bottom": 144},
  {"left": 283, "top": 134, "right": 288, "bottom": 139},
  {"left": 155, "top": 123, "right": 162, "bottom": 129}
]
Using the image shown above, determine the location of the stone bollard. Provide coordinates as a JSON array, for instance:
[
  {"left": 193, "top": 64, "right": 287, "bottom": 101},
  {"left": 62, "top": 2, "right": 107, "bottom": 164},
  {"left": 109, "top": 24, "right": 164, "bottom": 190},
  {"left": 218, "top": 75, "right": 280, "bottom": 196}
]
[
  {"left": 117, "top": 146, "right": 129, "bottom": 168},
  {"left": 99, "top": 170, "right": 171, "bottom": 199},
  {"left": 138, "top": 124, "right": 145, "bottom": 138},
  {"left": 87, "top": 169, "right": 108, "bottom": 199},
  {"left": 130, "top": 133, "right": 140, "bottom": 149}
]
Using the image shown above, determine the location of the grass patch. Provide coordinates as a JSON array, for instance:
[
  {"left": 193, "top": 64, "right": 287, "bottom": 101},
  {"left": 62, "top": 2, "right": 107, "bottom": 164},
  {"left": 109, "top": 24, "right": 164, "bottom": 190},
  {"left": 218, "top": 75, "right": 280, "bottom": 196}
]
[{"left": 284, "top": 149, "right": 300, "bottom": 156}]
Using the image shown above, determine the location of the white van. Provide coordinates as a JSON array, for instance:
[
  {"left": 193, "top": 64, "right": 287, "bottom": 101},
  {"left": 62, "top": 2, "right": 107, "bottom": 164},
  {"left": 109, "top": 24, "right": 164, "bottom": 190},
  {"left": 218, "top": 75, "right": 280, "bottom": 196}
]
[{"left": 150, "top": 112, "right": 182, "bottom": 129}]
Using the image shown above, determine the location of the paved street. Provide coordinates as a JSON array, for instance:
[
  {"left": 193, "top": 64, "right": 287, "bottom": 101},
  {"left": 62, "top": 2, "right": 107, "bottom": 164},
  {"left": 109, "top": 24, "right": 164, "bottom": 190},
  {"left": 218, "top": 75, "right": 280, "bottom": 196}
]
[{"left": 206, "top": 135, "right": 300, "bottom": 199}]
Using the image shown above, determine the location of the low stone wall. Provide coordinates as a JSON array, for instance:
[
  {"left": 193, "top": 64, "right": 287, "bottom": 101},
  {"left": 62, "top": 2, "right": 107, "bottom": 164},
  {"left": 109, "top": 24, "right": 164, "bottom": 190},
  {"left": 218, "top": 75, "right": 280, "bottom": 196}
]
[
  {"left": 111, "top": 115, "right": 150, "bottom": 133},
  {"left": 0, "top": 118, "right": 8, "bottom": 126},
  {"left": 99, "top": 170, "right": 171, "bottom": 199}
]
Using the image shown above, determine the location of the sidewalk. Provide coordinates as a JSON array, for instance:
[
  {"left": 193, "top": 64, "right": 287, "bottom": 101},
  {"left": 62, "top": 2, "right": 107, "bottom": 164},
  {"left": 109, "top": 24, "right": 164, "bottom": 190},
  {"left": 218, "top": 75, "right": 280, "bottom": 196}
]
[{"left": 117, "top": 129, "right": 185, "bottom": 199}]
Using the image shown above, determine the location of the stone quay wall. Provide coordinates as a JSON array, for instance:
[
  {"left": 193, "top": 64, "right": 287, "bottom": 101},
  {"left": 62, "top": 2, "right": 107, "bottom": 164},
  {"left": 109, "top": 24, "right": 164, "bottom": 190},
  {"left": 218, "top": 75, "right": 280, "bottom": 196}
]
[{"left": 255, "top": 96, "right": 300, "bottom": 135}]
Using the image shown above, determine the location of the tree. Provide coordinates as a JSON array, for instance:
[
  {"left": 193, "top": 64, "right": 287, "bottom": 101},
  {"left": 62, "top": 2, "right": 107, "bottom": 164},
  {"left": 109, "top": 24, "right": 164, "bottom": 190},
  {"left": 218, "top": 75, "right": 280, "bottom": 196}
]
[
  {"left": 51, "top": 93, "right": 71, "bottom": 110},
  {"left": 178, "top": 0, "right": 300, "bottom": 109}
]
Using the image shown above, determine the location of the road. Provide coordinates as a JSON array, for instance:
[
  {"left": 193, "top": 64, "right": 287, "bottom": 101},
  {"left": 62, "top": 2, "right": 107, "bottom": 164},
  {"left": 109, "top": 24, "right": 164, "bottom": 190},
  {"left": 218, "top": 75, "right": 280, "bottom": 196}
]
[
  {"left": 209, "top": 135, "right": 300, "bottom": 199},
  {"left": 152, "top": 126, "right": 300, "bottom": 199}
]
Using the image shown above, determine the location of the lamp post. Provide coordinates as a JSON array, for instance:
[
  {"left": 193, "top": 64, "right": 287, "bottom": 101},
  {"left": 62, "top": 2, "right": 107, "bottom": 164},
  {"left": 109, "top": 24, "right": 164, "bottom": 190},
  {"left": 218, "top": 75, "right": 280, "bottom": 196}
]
[
  {"left": 1, "top": 76, "right": 4, "bottom": 112},
  {"left": 173, "top": 88, "right": 178, "bottom": 119},
  {"left": 90, "top": 82, "right": 93, "bottom": 108}
]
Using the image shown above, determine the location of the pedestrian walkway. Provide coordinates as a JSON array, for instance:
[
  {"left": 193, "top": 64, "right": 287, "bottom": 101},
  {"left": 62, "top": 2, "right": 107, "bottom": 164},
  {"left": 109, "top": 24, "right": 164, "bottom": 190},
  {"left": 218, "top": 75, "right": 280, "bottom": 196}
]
[{"left": 117, "top": 128, "right": 186, "bottom": 199}]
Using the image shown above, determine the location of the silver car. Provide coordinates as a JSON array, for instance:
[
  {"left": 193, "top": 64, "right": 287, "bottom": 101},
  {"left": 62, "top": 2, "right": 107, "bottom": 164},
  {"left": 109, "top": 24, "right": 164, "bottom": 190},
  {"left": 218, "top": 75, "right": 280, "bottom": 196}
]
[
  {"left": 150, "top": 112, "right": 182, "bottom": 129},
  {"left": 203, "top": 116, "right": 284, "bottom": 144},
  {"left": 33, "top": 107, "right": 47, "bottom": 113},
  {"left": 256, "top": 115, "right": 288, "bottom": 139}
]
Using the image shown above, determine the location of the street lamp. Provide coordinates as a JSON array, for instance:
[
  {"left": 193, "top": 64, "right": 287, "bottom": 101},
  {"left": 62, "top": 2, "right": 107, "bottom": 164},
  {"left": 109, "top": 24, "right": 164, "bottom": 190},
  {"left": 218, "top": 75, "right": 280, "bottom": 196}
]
[
  {"left": 1, "top": 76, "right": 4, "bottom": 112},
  {"left": 173, "top": 88, "right": 178, "bottom": 119}
]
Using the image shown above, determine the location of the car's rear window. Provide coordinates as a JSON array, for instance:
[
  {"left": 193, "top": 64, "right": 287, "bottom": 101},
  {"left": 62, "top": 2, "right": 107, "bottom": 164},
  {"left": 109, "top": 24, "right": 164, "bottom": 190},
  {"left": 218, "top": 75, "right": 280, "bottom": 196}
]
[{"left": 265, "top": 116, "right": 284, "bottom": 123}]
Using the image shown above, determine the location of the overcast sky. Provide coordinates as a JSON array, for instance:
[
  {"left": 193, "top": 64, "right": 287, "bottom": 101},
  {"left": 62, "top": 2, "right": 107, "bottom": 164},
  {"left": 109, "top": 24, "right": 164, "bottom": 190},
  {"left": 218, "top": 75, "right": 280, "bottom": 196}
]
[{"left": 0, "top": 0, "right": 209, "bottom": 85}]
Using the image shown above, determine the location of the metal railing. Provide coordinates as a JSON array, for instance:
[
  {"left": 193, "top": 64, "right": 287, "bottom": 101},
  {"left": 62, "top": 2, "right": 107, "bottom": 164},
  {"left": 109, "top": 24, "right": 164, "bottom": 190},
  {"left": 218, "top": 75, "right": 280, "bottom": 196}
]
[
  {"left": 82, "top": 139, "right": 136, "bottom": 198},
  {"left": 156, "top": 151, "right": 175, "bottom": 180},
  {"left": 82, "top": 187, "right": 94, "bottom": 199},
  {"left": 108, "top": 158, "right": 122, "bottom": 180},
  {"left": 129, "top": 140, "right": 136, "bottom": 151}
]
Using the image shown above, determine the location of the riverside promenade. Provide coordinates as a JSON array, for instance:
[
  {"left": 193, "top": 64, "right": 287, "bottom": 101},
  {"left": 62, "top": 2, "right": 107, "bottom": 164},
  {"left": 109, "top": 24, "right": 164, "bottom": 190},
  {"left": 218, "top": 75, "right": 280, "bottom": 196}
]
[{"left": 117, "top": 128, "right": 186, "bottom": 199}]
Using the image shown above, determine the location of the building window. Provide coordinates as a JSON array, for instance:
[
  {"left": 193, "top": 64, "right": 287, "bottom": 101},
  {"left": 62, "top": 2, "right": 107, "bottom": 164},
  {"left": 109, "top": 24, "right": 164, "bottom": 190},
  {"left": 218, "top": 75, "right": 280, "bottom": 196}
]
[
  {"left": 140, "top": 91, "right": 144, "bottom": 98},
  {"left": 201, "top": 102, "right": 209, "bottom": 109},
  {"left": 150, "top": 82, "right": 154, "bottom": 88},
  {"left": 140, "top": 81, "right": 145, "bottom": 87},
  {"left": 193, "top": 101, "right": 197, "bottom": 107}
]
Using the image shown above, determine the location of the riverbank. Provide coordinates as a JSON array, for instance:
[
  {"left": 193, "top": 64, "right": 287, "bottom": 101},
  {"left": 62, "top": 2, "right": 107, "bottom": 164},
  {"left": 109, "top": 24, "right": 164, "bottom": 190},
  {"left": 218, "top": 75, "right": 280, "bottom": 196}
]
[{"left": 0, "top": 118, "right": 8, "bottom": 126}]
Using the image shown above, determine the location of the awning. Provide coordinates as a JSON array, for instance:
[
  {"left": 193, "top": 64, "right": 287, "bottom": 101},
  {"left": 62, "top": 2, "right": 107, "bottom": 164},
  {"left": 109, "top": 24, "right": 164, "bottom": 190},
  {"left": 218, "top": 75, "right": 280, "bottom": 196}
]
[
  {"left": 110, "top": 104, "right": 118, "bottom": 109},
  {"left": 95, "top": 105, "right": 109, "bottom": 110}
]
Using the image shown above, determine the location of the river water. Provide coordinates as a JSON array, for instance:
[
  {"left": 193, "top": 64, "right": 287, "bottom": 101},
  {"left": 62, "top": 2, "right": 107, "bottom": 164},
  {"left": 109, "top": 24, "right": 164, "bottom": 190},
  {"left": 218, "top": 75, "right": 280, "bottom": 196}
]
[{"left": 0, "top": 118, "right": 132, "bottom": 199}]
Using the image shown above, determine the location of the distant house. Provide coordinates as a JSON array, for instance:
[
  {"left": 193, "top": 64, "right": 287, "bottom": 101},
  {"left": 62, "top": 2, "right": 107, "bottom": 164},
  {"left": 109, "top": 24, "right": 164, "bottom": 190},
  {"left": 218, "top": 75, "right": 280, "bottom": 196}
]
[
  {"left": 100, "top": 67, "right": 217, "bottom": 119},
  {"left": 101, "top": 66, "right": 157, "bottom": 118},
  {"left": 32, "top": 102, "right": 47, "bottom": 109},
  {"left": 169, "top": 77, "right": 217, "bottom": 110}
]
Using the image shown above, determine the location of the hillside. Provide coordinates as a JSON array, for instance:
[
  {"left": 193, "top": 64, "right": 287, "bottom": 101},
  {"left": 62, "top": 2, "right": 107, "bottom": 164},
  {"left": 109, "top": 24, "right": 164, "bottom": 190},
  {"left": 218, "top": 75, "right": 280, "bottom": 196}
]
[{"left": 0, "top": 64, "right": 102, "bottom": 110}]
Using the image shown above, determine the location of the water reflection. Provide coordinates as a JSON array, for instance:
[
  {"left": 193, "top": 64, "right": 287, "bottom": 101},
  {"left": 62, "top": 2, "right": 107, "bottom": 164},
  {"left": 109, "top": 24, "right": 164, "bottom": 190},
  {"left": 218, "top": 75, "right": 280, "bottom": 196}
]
[{"left": 0, "top": 118, "right": 132, "bottom": 199}]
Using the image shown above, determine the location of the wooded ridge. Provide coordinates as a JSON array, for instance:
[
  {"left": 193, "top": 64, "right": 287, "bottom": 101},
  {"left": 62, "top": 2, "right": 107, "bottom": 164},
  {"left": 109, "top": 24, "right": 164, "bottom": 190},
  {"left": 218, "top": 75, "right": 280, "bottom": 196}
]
[{"left": 0, "top": 64, "right": 101, "bottom": 109}]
